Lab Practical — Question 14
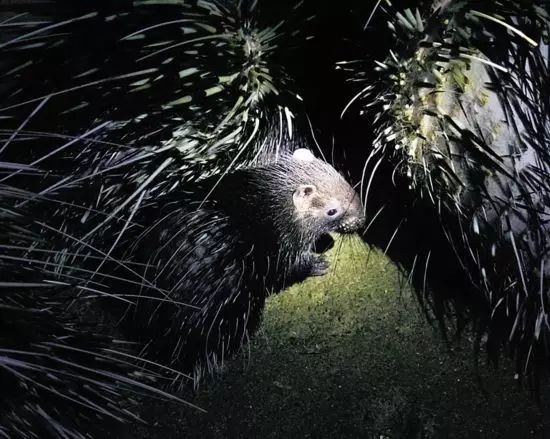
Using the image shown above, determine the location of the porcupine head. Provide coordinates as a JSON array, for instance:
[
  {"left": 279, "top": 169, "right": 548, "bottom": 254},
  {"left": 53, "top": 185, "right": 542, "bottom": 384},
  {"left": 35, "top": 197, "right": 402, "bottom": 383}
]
[{"left": 216, "top": 148, "right": 365, "bottom": 283}]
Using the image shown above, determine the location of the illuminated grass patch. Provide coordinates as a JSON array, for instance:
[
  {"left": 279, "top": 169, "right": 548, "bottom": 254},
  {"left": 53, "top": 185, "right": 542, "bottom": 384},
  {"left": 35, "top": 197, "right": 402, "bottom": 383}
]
[{"left": 131, "top": 237, "right": 549, "bottom": 438}]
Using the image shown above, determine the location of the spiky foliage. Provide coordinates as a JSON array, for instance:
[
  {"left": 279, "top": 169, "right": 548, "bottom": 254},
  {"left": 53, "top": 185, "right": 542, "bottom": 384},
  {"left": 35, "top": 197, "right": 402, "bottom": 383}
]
[
  {"left": 0, "top": 0, "right": 310, "bottom": 168},
  {"left": 0, "top": 184, "right": 197, "bottom": 438},
  {"left": 0, "top": 0, "right": 314, "bottom": 252},
  {"left": 347, "top": 0, "right": 550, "bottom": 382}
]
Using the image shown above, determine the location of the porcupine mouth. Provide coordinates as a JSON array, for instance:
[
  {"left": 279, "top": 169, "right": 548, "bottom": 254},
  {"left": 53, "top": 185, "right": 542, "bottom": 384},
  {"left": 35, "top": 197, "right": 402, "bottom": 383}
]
[
  {"left": 313, "top": 233, "right": 335, "bottom": 254},
  {"left": 314, "top": 217, "right": 364, "bottom": 253}
]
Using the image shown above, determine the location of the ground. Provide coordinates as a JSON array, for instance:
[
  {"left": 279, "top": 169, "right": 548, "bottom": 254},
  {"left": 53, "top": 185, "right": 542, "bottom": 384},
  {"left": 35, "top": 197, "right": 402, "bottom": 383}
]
[{"left": 130, "top": 236, "right": 550, "bottom": 438}]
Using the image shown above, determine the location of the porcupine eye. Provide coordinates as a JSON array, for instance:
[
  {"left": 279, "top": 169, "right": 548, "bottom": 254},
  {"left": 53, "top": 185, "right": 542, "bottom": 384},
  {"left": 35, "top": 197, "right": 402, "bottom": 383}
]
[{"left": 325, "top": 204, "right": 342, "bottom": 220}]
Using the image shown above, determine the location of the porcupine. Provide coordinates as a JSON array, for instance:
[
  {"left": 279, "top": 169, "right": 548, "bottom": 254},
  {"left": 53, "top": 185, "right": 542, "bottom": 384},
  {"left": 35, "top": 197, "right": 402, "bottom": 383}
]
[
  {"left": 97, "top": 148, "right": 365, "bottom": 384},
  {"left": 341, "top": 0, "right": 550, "bottom": 384}
]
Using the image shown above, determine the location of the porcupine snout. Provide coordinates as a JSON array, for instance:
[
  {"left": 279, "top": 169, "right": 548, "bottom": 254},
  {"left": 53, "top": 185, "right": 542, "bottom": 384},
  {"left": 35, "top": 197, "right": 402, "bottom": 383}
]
[{"left": 334, "top": 191, "right": 365, "bottom": 234}]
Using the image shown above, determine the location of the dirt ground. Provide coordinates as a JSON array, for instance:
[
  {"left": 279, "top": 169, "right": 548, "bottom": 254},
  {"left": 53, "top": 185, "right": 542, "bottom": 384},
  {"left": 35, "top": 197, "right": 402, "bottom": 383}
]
[{"left": 125, "top": 236, "right": 550, "bottom": 439}]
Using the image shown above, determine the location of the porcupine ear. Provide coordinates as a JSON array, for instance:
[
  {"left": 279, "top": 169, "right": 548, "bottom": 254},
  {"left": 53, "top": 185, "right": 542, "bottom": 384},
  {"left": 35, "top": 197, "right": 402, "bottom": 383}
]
[
  {"left": 293, "top": 184, "right": 317, "bottom": 211},
  {"left": 292, "top": 148, "right": 315, "bottom": 161},
  {"left": 292, "top": 149, "right": 317, "bottom": 211}
]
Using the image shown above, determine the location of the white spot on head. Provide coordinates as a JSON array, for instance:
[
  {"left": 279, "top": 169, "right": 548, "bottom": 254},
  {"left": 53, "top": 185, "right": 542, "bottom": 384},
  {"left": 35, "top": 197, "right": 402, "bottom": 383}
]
[{"left": 292, "top": 148, "right": 315, "bottom": 161}]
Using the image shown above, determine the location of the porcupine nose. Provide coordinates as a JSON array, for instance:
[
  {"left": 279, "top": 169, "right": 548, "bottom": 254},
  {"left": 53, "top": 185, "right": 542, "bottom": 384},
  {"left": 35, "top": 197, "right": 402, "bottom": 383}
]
[{"left": 336, "top": 192, "right": 365, "bottom": 234}]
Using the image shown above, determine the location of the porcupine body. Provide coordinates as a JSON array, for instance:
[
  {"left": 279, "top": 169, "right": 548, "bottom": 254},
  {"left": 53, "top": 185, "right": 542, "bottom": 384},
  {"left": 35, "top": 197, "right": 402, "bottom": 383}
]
[
  {"left": 98, "top": 149, "right": 365, "bottom": 383},
  {"left": 344, "top": 0, "right": 550, "bottom": 383}
]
